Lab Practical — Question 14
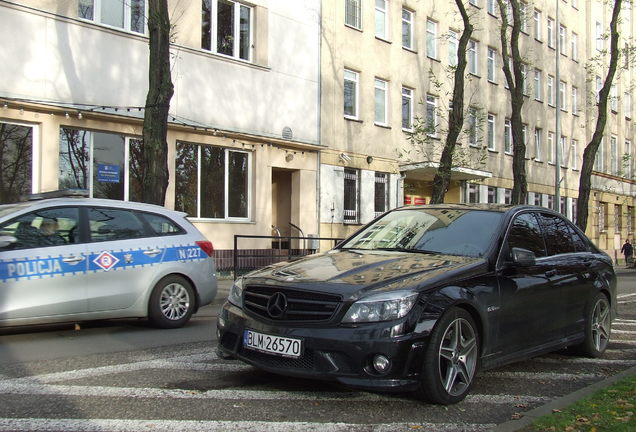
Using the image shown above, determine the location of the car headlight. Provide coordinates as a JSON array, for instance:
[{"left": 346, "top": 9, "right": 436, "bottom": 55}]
[
  {"left": 228, "top": 278, "right": 244, "bottom": 308},
  {"left": 342, "top": 291, "right": 419, "bottom": 323}
]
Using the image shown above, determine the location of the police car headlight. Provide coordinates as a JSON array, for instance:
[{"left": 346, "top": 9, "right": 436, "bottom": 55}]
[
  {"left": 228, "top": 278, "right": 244, "bottom": 308},
  {"left": 343, "top": 291, "right": 418, "bottom": 323}
]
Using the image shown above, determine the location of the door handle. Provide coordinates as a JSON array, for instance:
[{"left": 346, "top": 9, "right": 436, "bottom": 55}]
[
  {"left": 62, "top": 255, "right": 85, "bottom": 264},
  {"left": 144, "top": 249, "right": 162, "bottom": 257},
  {"left": 545, "top": 269, "right": 557, "bottom": 277}
]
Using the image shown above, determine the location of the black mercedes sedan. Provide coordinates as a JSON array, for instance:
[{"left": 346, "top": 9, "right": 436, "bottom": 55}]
[{"left": 216, "top": 205, "right": 616, "bottom": 404}]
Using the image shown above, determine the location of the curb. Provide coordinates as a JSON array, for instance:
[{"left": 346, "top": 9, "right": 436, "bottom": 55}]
[{"left": 492, "top": 364, "right": 636, "bottom": 431}]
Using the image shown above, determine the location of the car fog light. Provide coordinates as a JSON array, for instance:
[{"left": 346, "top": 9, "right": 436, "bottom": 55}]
[
  {"left": 218, "top": 316, "right": 226, "bottom": 327},
  {"left": 372, "top": 355, "right": 391, "bottom": 373}
]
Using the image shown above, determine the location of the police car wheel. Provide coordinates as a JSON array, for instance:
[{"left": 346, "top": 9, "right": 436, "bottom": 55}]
[{"left": 148, "top": 275, "right": 195, "bottom": 329}]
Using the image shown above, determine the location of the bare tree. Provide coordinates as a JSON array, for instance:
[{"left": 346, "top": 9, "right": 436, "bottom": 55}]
[
  {"left": 140, "top": 0, "right": 174, "bottom": 205},
  {"left": 576, "top": 0, "right": 622, "bottom": 231},
  {"left": 430, "top": 0, "right": 475, "bottom": 203},
  {"left": 497, "top": 0, "right": 527, "bottom": 204}
]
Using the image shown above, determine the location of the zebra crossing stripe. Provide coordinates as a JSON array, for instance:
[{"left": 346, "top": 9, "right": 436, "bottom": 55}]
[{"left": 0, "top": 419, "right": 497, "bottom": 432}]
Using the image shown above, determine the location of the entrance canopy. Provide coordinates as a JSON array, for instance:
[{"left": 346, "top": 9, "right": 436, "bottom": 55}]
[{"left": 400, "top": 162, "right": 492, "bottom": 181}]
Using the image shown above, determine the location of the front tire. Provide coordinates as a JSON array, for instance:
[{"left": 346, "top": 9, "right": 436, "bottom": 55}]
[
  {"left": 415, "top": 307, "right": 479, "bottom": 404},
  {"left": 577, "top": 292, "right": 611, "bottom": 358},
  {"left": 148, "top": 275, "right": 195, "bottom": 329}
]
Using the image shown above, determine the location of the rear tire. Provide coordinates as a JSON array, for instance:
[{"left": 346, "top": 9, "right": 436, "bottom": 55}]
[
  {"left": 148, "top": 275, "right": 195, "bottom": 329},
  {"left": 415, "top": 307, "right": 479, "bottom": 404},
  {"left": 577, "top": 292, "right": 611, "bottom": 358}
]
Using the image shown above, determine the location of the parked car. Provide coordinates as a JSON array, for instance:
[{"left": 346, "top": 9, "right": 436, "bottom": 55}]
[
  {"left": 0, "top": 191, "right": 217, "bottom": 329},
  {"left": 216, "top": 204, "right": 616, "bottom": 404}
]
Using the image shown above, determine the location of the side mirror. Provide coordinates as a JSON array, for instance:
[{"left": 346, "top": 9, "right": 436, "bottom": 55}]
[
  {"left": 511, "top": 247, "right": 536, "bottom": 267},
  {"left": 0, "top": 235, "right": 17, "bottom": 249}
]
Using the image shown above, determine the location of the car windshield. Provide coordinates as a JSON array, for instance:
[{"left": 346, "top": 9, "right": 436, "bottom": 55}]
[{"left": 340, "top": 208, "right": 504, "bottom": 258}]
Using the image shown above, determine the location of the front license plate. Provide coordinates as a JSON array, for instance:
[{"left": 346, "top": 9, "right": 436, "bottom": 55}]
[{"left": 243, "top": 329, "right": 302, "bottom": 359}]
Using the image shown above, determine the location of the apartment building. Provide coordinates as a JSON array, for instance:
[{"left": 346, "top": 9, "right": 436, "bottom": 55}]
[
  {"left": 321, "top": 0, "right": 636, "bottom": 257},
  {"left": 0, "top": 0, "right": 322, "bottom": 267}
]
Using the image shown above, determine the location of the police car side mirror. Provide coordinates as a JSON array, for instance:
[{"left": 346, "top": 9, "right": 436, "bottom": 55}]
[{"left": 0, "top": 235, "right": 17, "bottom": 249}]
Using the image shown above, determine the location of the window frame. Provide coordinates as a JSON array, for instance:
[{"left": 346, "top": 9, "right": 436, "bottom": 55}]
[
  {"left": 345, "top": 0, "right": 362, "bottom": 30},
  {"left": 201, "top": 0, "right": 253, "bottom": 62},
  {"left": 402, "top": 87, "right": 414, "bottom": 131},
  {"left": 344, "top": 69, "right": 360, "bottom": 119},
  {"left": 374, "top": 78, "right": 389, "bottom": 126},
  {"left": 402, "top": 8, "right": 414, "bottom": 50},
  {"left": 78, "top": 0, "right": 147, "bottom": 34},
  {"left": 426, "top": 19, "right": 438, "bottom": 59},
  {"left": 375, "top": 0, "right": 389, "bottom": 40}
]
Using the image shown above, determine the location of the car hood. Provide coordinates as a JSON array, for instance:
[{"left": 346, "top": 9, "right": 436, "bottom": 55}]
[{"left": 242, "top": 249, "right": 488, "bottom": 299}]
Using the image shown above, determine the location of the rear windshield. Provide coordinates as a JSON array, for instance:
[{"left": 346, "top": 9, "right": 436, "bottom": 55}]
[{"left": 340, "top": 209, "right": 503, "bottom": 258}]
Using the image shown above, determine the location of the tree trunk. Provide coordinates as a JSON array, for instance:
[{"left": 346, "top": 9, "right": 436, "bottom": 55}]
[
  {"left": 576, "top": 0, "right": 622, "bottom": 232},
  {"left": 430, "top": 0, "right": 473, "bottom": 204},
  {"left": 141, "top": 0, "right": 174, "bottom": 205},
  {"left": 498, "top": 0, "right": 527, "bottom": 205}
]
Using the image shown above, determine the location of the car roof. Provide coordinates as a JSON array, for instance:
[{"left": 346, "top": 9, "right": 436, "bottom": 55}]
[
  {"left": 395, "top": 203, "right": 536, "bottom": 213},
  {"left": 1, "top": 197, "right": 187, "bottom": 218}
]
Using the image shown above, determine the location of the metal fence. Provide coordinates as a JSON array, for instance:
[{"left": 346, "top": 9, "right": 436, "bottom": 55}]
[{"left": 232, "top": 235, "right": 343, "bottom": 279}]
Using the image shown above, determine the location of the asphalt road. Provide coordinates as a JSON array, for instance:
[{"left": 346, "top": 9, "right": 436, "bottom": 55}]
[{"left": 0, "top": 273, "right": 634, "bottom": 431}]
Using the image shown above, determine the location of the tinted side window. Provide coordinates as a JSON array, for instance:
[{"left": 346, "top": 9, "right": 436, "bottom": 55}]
[
  {"left": 89, "top": 208, "right": 145, "bottom": 242},
  {"left": 507, "top": 213, "right": 547, "bottom": 257},
  {"left": 0, "top": 207, "right": 80, "bottom": 250},
  {"left": 141, "top": 212, "right": 185, "bottom": 235},
  {"left": 537, "top": 213, "right": 577, "bottom": 255}
]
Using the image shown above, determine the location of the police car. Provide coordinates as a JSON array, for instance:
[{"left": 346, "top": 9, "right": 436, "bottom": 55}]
[{"left": 0, "top": 191, "right": 217, "bottom": 329}]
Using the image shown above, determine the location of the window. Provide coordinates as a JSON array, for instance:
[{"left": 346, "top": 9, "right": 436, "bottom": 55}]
[
  {"left": 374, "top": 172, "right": 389, "bottom": 217},
  {"left": 59, "top": 128, "right": 143, "bottom": 202},
  {"left": 508, "top": 213, "right": 546, "bottom": 257},
  {"left": 0, "top": 122, "right": 34, "bottom": 204},
  {"left": 596, "top": 21, "right": 603, "bottom": 51},
  {"left": 598, "top": 202, "right": 608, "bottom": 232},
  {"left": 344, "top": 69, "right": 359, "bottom": 119},
  {"left": 402, "top": 87, "right": 414, "bottom": 130},
  {"left": 426, "top": 95, "right": 438, "bottom": 136},
  {"left": 595, "top": 138, "right": 605, "bottom": 171},
  {"left": 521, "top": 63, "right": 529, "bottom": 95},
  {"left": 626, "top": 140, "right": 633, "bottom": 178},
  {"left": 534, "top": 128, "right": 542, "bottom": 161},
  {"left": 468, "top": 107, "right": 478, "bottom": 147},
  {"left": 611, "top": 84, "right": 618, "bottom": 112},
  {"left": 572, "top": 86, "right": 578, "bottom": 115},
  {"left": 448, "top": 31, "right": 459, "bottom": 66},
  {"left": 487, "top": 0, "right": 497, "bottom": 15},
  {"left": 88, "top": 207, "right": 145, "bottom": 242},
  {"left": 344, "top": 168, "right": 359, "bottom": 223},
  {"left": 504, "top": 119, "right": 512, "bottom": 154},
  {"left": 175, "top": 142, "right": 250, "bottom": 219},
  {"left": 469, "top": 0, "right": 479, "bottom": 6},
  {"left": 79, "top": 0, "right": 145, "bottom": 33},
  {"left": 571, "top": 32, "right": 578, "bottom": 61},
  {"left": 628, "top": 206, "right": 634, "bottom": 234},
  {"left": 487, "top": 48, "right": 496, "bottom": 82},
  {"left": 487, "top": 186, "right": 497, "bottom": 203},
  {"left": 345, "top": 0, "right": 361, "bottom": 29},
  {"left": 571, "top": 139, "right": 578, "bottom": 169},
  {"left": 468, "top": 40, "right": 478, "bottom": 75},
  {"left": 374, "top": 78, "right": 388, "bottom": 125},
  {"left": 202, "top": 0, "right": 252, "bottom": 61},
  {"left": 538, "top": 213, "right": 585, "bottom": 254},
  {"left": 596, "top": 76, "right": 603, "bottom": 103},
  {"left": 520, "top": 2, "right": 528, "bottom": 33},
  {"left": 559, "top": 80, "right": 567, "bottom": 110},
  {"left": 547, "top": 131, "right": 554, "bottom": 163},
  {"left": 611, "top": 135, "right": 619, "bottom": 175},
  {"left": 427, "top": 20, "right": 438, "bottom": 59},
  {"left": 523, "top": 125, "right": 528, "bottom": 158},
  {"left": 560, "top": 135, "right": 568, "bottom": 167},
  {"left": 534, "top": 69, "right": 543, "bottom": 101},
  {"left": 467, "top": 183, "right": 480, "bottom": 203},
  {"left": 547, "top": 194, "right": 554, "bottom": 211},
  {"left": 547, "top": 75, "right": 555, "bottom": 106},
  {"left": 533, "top": 9, "right": 542, "bottom": 40},
  {"left": 559, "top": 25, "right": 567, "bottom": 55},
  {"left": 375, "top": 0, "right": 388, "bottom": 39},
  {"left": 534, "top": 193, "right": 542, "bottom": 207},
  {"left": 487, "top": 114, "right": 496, "bottom": 151},
  {"left": 625, "top": 92, "right": 632, "bottom": 119},
  {"left": 402, "top": 9, "right": 413, "bottom": 49},
  {"left": 0, "top": 207, "right": 80, "bottom": 250},
  {"left": 547, "top": 17, "right": 555, "bottom": 48},
  {"left": 504, "top": 189, "right": 512, "bottom": 204}
]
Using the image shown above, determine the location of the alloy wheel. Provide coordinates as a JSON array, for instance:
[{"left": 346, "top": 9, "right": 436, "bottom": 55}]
[
  {"left": 438, "top": 317, "right": 478, "bottom": 397},
  {"left": 160, "top": 283, "right": 191, "bottom": 321}
]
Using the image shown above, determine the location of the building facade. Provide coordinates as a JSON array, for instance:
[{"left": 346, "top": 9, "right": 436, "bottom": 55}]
[
  {"left": 0, "top": 0, "right": 322, "bottom": 270},
  {"left": 1, "top": 0, "right": 635, "bottom": 264},
  {"left": 320, "top": 0, "right": 636, "bottom": 259}
]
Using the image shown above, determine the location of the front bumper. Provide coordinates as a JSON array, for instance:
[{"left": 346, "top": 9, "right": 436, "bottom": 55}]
[{"left": 216, "top": 302, "right": 432, "bottom": 392}]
